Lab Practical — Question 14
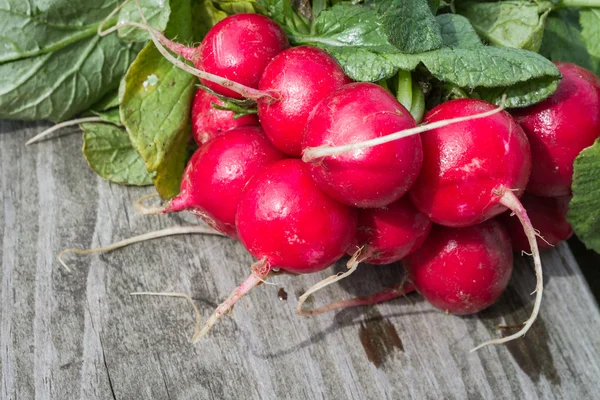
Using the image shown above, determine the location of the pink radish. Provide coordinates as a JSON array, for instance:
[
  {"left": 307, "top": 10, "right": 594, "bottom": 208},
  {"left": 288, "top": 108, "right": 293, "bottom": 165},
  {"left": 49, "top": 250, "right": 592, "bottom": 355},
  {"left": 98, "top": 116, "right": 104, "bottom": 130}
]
[
  {"left": 196, "top": 159, "right": 357, "bottom": 338},
  {"left": 257, "top": 46, "right": 352, "bottom": 156},
  {"left": 296, "top": 196, "right": 431, "bottom": 315},
  {"left": 409, "top": 99, "right": 531, "bottom": 228},
  {"left": 512, "top": 62, "right": 600, "bottom": 197},
  {"left": 406, "top": 220, "right": 513, "bottom": 315},
  {"left": 406, "top": 98, "right": 542, "bottom": 350},
  {"left": 138, "top": 126, "right": 284, "bottom": 238},
  {"left": 500, "top": 193, "right": 573, "bottom": 253},
  {"left": 302, "top": 82, "right": 422, "bottom": 208},
  {"left": 99, "top": 5, "right": 286, "bottom": 101},
  {"left": 191, "top": 89, "right": 258, "bottom": 145},
  {"left": 350, "top": 197, "right": 432, "bottom": 264},
  {"left": 194, "top": 14, "right": 289, "bottom": 99}
]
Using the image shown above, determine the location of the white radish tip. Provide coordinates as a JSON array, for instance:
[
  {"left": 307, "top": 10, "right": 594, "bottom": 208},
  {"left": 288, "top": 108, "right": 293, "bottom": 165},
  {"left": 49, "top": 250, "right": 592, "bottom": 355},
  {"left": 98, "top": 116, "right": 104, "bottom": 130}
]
[
  {"left": 296, "top": 248, "right": 365, "bottom": 316},
  {"left": 26, "top": 117, "right": 104, "bottom": 146},
  {"left": 194, "top": 259, "right": 270, "bottom": 342},
  {"left": 57, "top": 225, "right": 226, "bottom": 271},
  {"left": 131, "top": 292, "right": 202, "bottom": 343}
]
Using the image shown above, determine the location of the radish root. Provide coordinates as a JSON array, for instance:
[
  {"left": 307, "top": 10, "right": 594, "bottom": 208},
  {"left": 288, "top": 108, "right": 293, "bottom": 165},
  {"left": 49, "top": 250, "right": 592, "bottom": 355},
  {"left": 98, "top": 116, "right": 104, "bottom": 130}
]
[
  {"left": 135, "top": 193, "right": 166, "bottom": 215},
  {"left": 58, "top": 225, "right": 225, "bottom": 272},
  {"left": 302, "top": 98, "right": 506, "bottom": 162},
  {"left": 98, "top": 0, "right": 273, "bottom": 101},
  {"left": 194, "top": 258, "right": 270, "bottom": 342},
  {"left": 26, "top": 117, "right": 104, "bottom": 145},
  {"left": 471, "top": 189, "right": 543, "bottom": 352},
  {"left": 296, "top": 248, "right": 366, "bottom": 316},
  {"left": 130, "top": 292, "right": 202, "bottom": 342},
  {"left": 300, "top": 278, "right": 416, "bottom": 316}
]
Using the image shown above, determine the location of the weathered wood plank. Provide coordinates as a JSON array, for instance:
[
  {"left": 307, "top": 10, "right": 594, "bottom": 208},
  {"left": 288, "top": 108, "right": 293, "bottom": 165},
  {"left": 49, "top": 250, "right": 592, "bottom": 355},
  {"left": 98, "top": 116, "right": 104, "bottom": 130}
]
[{"left": 1, "top": 120, "right": 600, "bottom": 400}]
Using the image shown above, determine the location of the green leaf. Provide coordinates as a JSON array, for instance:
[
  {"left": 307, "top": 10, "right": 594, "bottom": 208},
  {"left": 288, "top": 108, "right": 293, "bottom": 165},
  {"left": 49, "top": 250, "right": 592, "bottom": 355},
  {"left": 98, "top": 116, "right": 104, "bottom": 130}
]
[
  {"left": 291, "top": 4, "right": 417, "bottom": 81},
  {"left": 90, "top": 90, "right": 120, "bottom": 112},
  {"left": 192, "top": 0, "right": 228, "bottom": 40},
  {"left": 0, "top": 33, "right": 140, "bottom": 122},
  {"left": 580, "top": 8, "right": 600, "bottom": 73},
  {"left": 297, "top": 3, "right": 560, "bottom": 106},
  {"left": 118, "top": 0, "right": 171, "bottom": 42},
  {"left": 420, "top": 46, "right": 560, "bottom": 89},
  {"left": 540, "top": 9, "right": 600, "bottom": 76},
  {"left": 436, "top": 14, "right": 482, "bottom": 48},
  {"left": 369, "top": 0, "right": 442, "bottom": 54},
  {"left": 212, "top": 0, "right": 262, "bottom": 15},
  {"left": 120, "top": 0, "right": 196, "bottom": 199},
  {"left": 0, "top": 0, "right": 120, "bottom": 63},
  {"left": 458, "top": 1, "right": 550, "bottom": 52},
  {"left": 82, "top": 122, "right": 153, "bottom": 186},
  {"left": 91, "top": 108, "right": 122, "bottom": 125},
  {"left": 568, "top": 139, "right": 600, "bottom": 253}
]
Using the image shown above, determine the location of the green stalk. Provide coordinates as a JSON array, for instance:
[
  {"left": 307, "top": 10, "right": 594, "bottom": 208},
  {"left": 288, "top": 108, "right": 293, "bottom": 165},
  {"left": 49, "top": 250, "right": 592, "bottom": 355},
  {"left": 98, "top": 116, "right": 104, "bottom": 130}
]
[{"left": 395, "top": 70, "right": 414, "bottom": 113}]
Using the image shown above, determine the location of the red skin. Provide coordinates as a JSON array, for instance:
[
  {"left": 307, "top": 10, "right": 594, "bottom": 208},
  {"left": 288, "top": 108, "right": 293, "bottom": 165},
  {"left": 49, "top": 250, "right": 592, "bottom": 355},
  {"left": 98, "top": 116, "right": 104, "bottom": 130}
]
[
  {"left": 406, "top": 220, "right": 513, "bottom": 315},
  {"left": 512, "top": 62, "right": 600, "bottom": 197},
  {"left": 349, "top": 196, "right": 432, "bottom": 265},
  {"left": 168, "top": 126, "right": 285, "bottom": 238},
  {"left": 191, "top": 89, "right": 258, "bottom": 146},
  {"left": 500, "top": 193, "right": 573, "bottom": 253},
  {"left": 257, "top": 46, "right": 352, "bottom": 156},
  {"left": 409, "top": 99, "right": 532, "bottom": 227},
  {"left": 236, "top": 159, "right": 357, "bottom": 274},
  {"left": 303, "top": 83, "right": 422, "bottom": 208},
  {"left": 196, "top": 14, "right": 289, "bottom": 99}
]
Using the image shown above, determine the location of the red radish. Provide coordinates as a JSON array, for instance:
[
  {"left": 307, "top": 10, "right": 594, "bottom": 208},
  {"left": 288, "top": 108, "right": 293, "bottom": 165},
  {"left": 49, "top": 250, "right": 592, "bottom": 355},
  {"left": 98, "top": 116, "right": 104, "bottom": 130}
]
[
  {"left": 100, "top": 6, "right": 286, "bottom": 101},
  {"left": 138, "top": 126, "right": 284, "bottom": 238},
  {"left": 409, "top": 99, "right": 531, "bottom": 227},
  {"left": 257, "top": 46, "right": 352, "bottom": 156},
  {"left": 406, "top": 220, "right": 513, "bottom": 315},
  {"left": 512, "top": 62, "right": 600, "bottom": 197},
  {"left": 195, "top": 14, "right": 289, "bottom": 99},
  {"left": 196, "top": 159, "right": 357, "bottom": 338},
  {"left": 500, "top": 193, "right": 573, "bottom": 253},
  {"left": 191, "top": 89, "right": 258, "bottom": 145},
  {"left": 302, "top": 82, "right": 422, "bottom": 208},
  {"left": 296, "top": 196, "right": 431, "bottom": 315},
  {"left": 406, "top": 99, "right": 543, "bottom": 350},
  {"left": 350, "top": 197, "right": 432, "bottom": 264}
]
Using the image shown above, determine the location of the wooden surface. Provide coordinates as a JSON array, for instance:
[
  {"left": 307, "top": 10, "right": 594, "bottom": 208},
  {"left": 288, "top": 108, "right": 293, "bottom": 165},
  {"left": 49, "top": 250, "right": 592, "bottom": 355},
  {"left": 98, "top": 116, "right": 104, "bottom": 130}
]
[{"left": 1, "top": 120, "right": 600, "bottom": 400}]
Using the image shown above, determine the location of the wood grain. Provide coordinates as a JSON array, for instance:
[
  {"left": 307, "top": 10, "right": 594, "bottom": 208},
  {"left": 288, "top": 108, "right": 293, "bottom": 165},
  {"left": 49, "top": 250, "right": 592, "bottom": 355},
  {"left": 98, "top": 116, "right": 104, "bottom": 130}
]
[{"left": 1, "top": 120, "right": 599, "bottom": 400}]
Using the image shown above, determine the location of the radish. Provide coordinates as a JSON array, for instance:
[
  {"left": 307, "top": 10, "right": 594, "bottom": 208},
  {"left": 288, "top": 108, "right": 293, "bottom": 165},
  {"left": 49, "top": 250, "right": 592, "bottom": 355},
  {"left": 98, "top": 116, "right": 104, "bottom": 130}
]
[
  {"left": 296, "top": 196, "right": 431, "bottom": 315},
  {"left": 193, "top": 14, "right": 289, "bottom": 99},
  {"left": 406, "top": 98, "right": 542, "bottom": 350},
  {"left": 138, "top": 126, "right": 284, "bottom": 238},
  {"left": 406, "top": 220, "right": 513, "bottom": 316},
  {"left": 196, "top": 159, "right": 357, "bottom": 339},
  {"left": 302, "top": 82, "right": 422, "bottom": 208},
  {"left": 512, "top": 62, "right": 600, "bottom": 197},
  {"left": 99, "top": 3, "right": 287, "bottom": 101},
  {"left": 349, "top": 197, "right": 432, "bottom": 265},
  {"left": 257, "top": 46, "right": 352, "bottom": 156},
  {"left": 500, "top": 193, "right": 573, "bottom": 253},
  {"left": 191, "top": 89, "right": 258, "bottom": 145}
]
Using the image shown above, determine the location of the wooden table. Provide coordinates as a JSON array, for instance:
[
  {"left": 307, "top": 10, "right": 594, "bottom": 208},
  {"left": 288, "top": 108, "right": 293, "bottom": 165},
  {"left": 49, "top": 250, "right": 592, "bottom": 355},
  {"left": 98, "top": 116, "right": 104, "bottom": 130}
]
[{"left": 1, "top": 120, "right": 599, "bottom": 400}]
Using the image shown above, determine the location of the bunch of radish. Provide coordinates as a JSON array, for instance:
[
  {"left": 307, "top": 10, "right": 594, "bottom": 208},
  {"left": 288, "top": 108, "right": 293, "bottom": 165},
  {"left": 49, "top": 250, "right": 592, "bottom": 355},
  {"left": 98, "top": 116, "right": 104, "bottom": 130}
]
[{"left": 81, "top": 6, "right": 600, "bottom": 350}]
